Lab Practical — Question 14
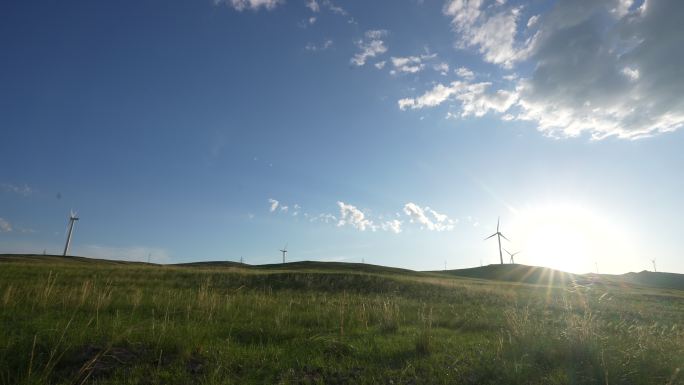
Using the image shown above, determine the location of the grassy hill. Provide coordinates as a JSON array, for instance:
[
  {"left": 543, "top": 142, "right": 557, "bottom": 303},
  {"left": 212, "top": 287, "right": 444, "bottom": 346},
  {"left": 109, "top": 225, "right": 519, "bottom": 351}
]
[
  {"left": 435, "top": 263, "right": 684, "bottom": 292},
  {"left": 0, "top": 254, "right": 683, "bottom": 384}
]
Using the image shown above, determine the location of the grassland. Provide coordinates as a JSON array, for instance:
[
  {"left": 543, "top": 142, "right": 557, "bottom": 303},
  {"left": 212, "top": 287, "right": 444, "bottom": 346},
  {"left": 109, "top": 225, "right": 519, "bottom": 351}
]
[{"left": 0, "top": 255, "right": 682, "bottom": 384}]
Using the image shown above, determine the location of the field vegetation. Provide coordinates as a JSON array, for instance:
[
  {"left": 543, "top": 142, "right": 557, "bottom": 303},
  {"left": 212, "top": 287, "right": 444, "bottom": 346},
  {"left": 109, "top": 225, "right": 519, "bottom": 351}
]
[{"left": 0, "top": 255, "right": 682, "bottom": 384}]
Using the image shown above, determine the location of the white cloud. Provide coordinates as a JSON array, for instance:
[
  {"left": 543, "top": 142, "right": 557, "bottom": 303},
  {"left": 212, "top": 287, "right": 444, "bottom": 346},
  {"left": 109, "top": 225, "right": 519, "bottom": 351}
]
[
  {"left": 337, "top": 201, "right": 374, "bottom": 231},
  {"left": 621, "top": 67, "right": 640, "bottom": 81},
  {"left": 311, "top": 213, "right": 337, "bottom": 223},
  {"left": 351, "top": 30, "right": 388, "bottom": 66},
  {"left": 456, "top": 82, "right": 519, "bottom": 117},
  {"left": 305, "top": 39, "right": 333, "bottom": 51},
  {"left": 306, "top": 0, "right": 320, "bottom": 12},
  {"left": 443, "top": 0, "right": 526, "bottom": 68},
  {"left": 217, "top": 0, "right": 283, "bottom": 11},
  {"left": 511, "top": 0, "right": 684, "bottom": 139},
  {"left": 268, "top": 198, "right": 279, "bottom": 212},
  {"left": 0, "top": 218, "right": 12, "bottom": 232},
  {"left": 322, "top": 0, "right": 347, "bottom": 15},
  {"left": 398, "top": 82, "right": 464, "bottom": 110},
  {"left": 390, "top": 56, "right": 425, "bottom": 74},
  {"left": 434, "top": 62, "right": 450, "bottom": 75},
  {"left": 374, "top": 61, "right": 386, "bottom": 69},
  {"left": 1, "top": 183, "right": 33, "bottom": 196},
  {"left": 280, "top": 205, "right": 289, "bottom": 213},
  {"left": 403, "top": 203, "right": 455, "bottom": 231},
  {"left": 381, "top": 220, "right": 403, "bottom": 234},
  {"left": 455, "top": 66, "right": 475, "bottom": 80}
]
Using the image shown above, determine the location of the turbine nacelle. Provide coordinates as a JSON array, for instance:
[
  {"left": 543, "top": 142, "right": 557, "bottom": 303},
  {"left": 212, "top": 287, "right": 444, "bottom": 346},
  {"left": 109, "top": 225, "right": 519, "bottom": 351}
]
[
  {"left": 280, "top": 243, "right": 288, "bottom": 263},
  {"left": 484, "top": 217, "right": 510, "bottom": 265}
]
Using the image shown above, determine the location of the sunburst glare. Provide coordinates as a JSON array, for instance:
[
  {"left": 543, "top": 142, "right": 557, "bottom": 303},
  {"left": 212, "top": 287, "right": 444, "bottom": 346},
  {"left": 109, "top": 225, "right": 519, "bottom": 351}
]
[{"left": 508, "top": 203, "right": 638, "bottom": 274}]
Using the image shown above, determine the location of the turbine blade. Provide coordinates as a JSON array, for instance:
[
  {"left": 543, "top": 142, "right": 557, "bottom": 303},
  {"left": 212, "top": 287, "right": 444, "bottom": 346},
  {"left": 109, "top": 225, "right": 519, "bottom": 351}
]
[
  {"left": 499, "top": 233, "right": 510, "bottom": 241},
  {"left": 503, "top": 248, "right": 511, "bottom": 256},
  {"left": 497, "top": 217, "right": 500, "bottom": 232},
  {"left": 484, "top": 233, "right": 497, "bottom": 240}
]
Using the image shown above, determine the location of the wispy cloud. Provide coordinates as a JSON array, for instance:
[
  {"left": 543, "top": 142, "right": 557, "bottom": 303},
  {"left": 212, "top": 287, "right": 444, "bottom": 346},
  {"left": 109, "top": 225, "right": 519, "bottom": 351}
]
[
  {"left": 306, "top": 0, "right": 320, "bottom": 13},
  {"left": 434, "top": 62, "right": 449, "bottom": 76},
  {"left": 1, "top": 183, "right": 33, "bottom": 196},
  {"left": 268, "top": 198, "right": 279, "bottom": 212},
  {"left": 216, "top": 0, "right": 283, "bottom": 11},
  {"left": 351, "top": 30, "right": 388, "bottom": 66},
  {"left": 443, "top": 0, "right": 526, "bottom": 68},
  {"left": 455, "top": 66, "right": 475, "bottom": 80},
  {"left": 267, "top": 198, "right": 460, "bottom": 234},
  {"left": 381, "top": 219, "right": 402, "bottom": 234},
  {"left": 305, "top": 39, "right": 333, "bottom": 52},
  {"left": 337, "top": 201, "right": 374, "bottom": 231},
  {"left": 0, "top": 218, "right": 12, "bottom": 232},
  {"left": 322, "top": 0, "right": 347, "bottom": 16},
  {"left": 398, "top": 80, "right": 518, "bottom": 118},
  {"left": 403, "top": 203, "right": 456, "bottom": 231}
]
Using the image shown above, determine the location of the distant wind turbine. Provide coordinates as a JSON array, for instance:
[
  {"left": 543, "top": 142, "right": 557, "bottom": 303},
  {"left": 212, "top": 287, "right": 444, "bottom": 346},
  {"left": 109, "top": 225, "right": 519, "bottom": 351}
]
[
  {"left": 651, "top": 259, "right": 657, "bottom": 272},
  {"left": 503, "top": 248, "right": 520, "bottom": 264},
  {"left": 280, "top": 243, "right": 288, "bottom": 264},
  {"left": 62, "top": 210, "right": 79, "bottom": 256},
  {"left": 484, "top": 217, "right": 509, "bottom": 264}
]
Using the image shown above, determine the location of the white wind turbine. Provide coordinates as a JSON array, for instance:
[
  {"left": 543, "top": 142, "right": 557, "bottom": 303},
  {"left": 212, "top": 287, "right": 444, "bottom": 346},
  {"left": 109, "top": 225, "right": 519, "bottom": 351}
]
[
  {"left": 485, "top": 217, "right": 509, "bottom": 265},
  {"left": 504, "top": 248, "right": 521, "bottom": 264},
  {"left": 280, "top": 243, "right": 288, "bottom": 264},
  {"left": 62, "top": 210, "right": 79, "bottom": 256}
]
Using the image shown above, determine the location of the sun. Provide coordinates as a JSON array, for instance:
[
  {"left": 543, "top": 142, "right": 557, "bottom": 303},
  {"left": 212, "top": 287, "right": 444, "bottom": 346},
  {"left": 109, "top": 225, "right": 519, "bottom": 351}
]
[{"left": 507, "top": 202, "right": 637, "bottom": 274}]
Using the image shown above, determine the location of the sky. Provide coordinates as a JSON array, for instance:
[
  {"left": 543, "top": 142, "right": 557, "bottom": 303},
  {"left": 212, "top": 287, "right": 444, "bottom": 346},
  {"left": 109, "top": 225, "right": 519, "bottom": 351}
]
[{"left": 1, "top": 0, "right": 683, "bottom": 274}]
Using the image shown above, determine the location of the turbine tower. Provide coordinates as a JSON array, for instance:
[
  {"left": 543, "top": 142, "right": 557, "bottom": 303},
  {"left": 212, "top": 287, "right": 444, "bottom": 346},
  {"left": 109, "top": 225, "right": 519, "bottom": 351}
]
[
  {"left": 62, "top": 210, "right": 79, "bottom": 256},
  {"left": 280, "top": 243, "right": 288, "bottom": 264},
  {"left": 485, "top": 217, "right": 509, "bottom": 264},
  {"left": 651, "top": 259, "right": 657, "bottom": 272},
  {"left": 504, "top": 248, "right": 520, "bottom": 264}
]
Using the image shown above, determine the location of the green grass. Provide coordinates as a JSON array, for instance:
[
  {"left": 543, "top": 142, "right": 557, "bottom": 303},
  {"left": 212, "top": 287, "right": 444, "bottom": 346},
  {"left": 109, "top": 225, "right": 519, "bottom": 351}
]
[{"left": 0, "top": 256, "right": 683, "bottom": 384}]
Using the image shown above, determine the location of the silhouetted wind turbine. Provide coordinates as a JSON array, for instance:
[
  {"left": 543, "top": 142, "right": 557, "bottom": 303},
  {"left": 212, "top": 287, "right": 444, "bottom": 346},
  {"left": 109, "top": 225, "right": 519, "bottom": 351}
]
[
  {"left": 62, "top": 210, "right": 79, "bottom": 256},
  {"left": 485, "top": 217, "right": 509, "bottom": 264},
  {"left": 280, "top": 243, "right": 288, "bottom": 264},
  {"left": 651, "top": 259, "right": 657, "bottom": 272},
  {"left": 504, "top": 248, "right": 520, "bottom": 264}
]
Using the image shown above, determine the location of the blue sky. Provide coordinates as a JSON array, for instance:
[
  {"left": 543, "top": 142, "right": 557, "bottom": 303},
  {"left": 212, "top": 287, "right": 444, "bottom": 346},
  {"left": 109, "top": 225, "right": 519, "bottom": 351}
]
[{"left": 1, "top": 0, "right": 683, "bottom": 274}]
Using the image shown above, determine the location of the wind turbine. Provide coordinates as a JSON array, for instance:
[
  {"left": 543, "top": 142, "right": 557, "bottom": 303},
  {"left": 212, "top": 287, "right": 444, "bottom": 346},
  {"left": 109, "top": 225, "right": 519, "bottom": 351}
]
[
  {"left": 651, "top": 259, "right": 657, "bottom": 272},
  {"left": 62, "top": 210, "right": 79, "bottom": 256},
  {"left": 503, "top": 248, "right": 520, "bottom": 264},
  {"left": 484, "top": 217, "right": 509, "bottom": 264},
  {"left": 280, "top": 243, "right": 288, "bottom": 264}
]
